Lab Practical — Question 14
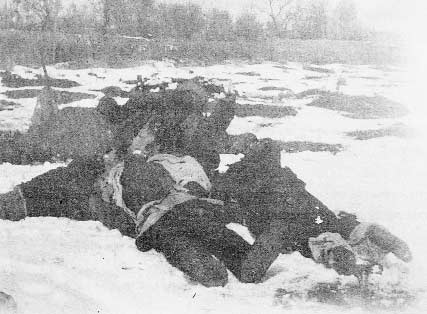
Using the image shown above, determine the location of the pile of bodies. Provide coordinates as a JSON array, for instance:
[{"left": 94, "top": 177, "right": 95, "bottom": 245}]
[{"left": 0, "top": 78, "right": 412, "bottom": 287}]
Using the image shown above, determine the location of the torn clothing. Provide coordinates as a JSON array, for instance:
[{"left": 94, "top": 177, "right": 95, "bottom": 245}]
[{"left": 101, "top": 153, "right": 216, "bottom": 236}]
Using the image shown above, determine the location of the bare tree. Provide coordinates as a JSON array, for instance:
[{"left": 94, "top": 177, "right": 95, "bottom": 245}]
[
  {"left": 291, "top": 0, "right": 327, "bottom": 39},
  {"left": 205, "top": 9, "right": 234, "bottom": 41},
  {"left": 13, "top": 0, "right": 62, "bottom": 32},
  {"left": 234, "top": 13, "right": 264, "bottom": 41},
  {"left": 263, "top": 0, "right": 294, "bottom": 38},
  {"left": 13, "top": 0, "right": 62, "bottom": 84},
  {"left": 330, "top": 0, "right": 360, "bottom": 39}
]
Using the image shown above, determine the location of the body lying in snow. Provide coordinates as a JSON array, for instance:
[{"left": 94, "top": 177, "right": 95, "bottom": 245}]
[
  {"left": 0, "top": 78, "right": 232, "bottom": 169},
  {"left": 0, "top": 116, "right": 412, "bottom": 287}
]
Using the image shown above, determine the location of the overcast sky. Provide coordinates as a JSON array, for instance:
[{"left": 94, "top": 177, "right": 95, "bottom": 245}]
[{"left": 157, "top": 0, "right": 416, "bottom": 33}]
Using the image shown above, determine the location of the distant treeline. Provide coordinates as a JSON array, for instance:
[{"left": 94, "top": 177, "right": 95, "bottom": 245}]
[
  {"left": 0, "top": 0, "right": 402, "bottom": 67},
  {"left": 1, "top": 0, "right": 375, "bottom": 41}
]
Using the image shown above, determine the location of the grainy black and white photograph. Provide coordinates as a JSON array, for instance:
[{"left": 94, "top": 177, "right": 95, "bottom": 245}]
[{"left": 0, "top": 0, "right": 426, "bottom": 313}]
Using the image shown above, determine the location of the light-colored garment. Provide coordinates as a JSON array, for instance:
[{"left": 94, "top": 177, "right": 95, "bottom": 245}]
[
  {"left": 147, "top": 154, "right": 212, "bottom": 192},
  {"left": 105, "top": 161, "right": 137, "bottom": 221},
  {"left": 99, "top": 154, "right": 219, "bottom": 236},
  {"left": 309, "top": 223, "right": 389, "bottom": 268},
  {"left": 348, "top": 223, "right": 388, "bottom": 265},
  {"left": 136, "top": 190, "right": 197, "bottom": 234},
  {"left": 308, "top": 232, "right": 353, "bottom": 267}
]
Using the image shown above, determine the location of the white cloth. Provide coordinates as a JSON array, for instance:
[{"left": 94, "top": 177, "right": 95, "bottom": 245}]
[
  {"left": 147, "top": 154, "right": 212, "bottom": 192},
  {"left": 308, "top": 232, "right": 353, "bottom": 266},
  {"left": 100, "top": 154, "right": 218, "bottom": 236},
  {"left": 136, "top": 190, "right": 197, "bottom": 235},
  {"left": 348, "top": 223, "right": 388, "bottom": 265},
  {"left": 309, "top": 223, "right": 389, "bottom": 269}
]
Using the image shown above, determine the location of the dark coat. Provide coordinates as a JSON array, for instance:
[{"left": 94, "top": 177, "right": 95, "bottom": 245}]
[
  {"left": 212, "top": 139, "right": 358, "bottom": 258},
  {"left": 19, "top": 107, "right": 115, "bottom": 163}
]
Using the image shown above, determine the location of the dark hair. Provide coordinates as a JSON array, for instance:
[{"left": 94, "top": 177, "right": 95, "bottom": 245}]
[{"left": 97, "top": 96, "right": 123, "bottom": 124}]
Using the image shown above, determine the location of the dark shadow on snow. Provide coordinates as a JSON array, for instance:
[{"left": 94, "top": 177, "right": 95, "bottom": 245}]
[
  {"left": 297, "top": 90, "right": 408, "bottom": 119},
  {"left": 0, "top": 71, "right": 80, "bottom": 88},
  {"left": 0, "top": 99, "right": 21, "bottom": 111},
  {"left": 2, "top": 89, "right": 95, "bottom": 104},
  {"left": 274, "top": 281, "right": 418, "bottom": 311},
  {"left": 346, "top": 123, "right": 411, "bottom": 140}
]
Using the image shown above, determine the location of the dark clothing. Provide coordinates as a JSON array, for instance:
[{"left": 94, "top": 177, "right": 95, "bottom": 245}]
[
  {"left": 1, "top": 107, "right": 115, "bottom": 164},
  {"left": 137, "top": 199, "right": 252, "bottom": 286},
  {"left": 212, "top": 139, "right": 358, "bottom": 258},
  {"left": 9, "top": 156, "right": 254, "bottom": 286},
  {"left": 181, "top": 97, "right": 236, "bottom": 174},
  {"left": 18, "top": 158, "right": 136, "bottom": 237},
  {"left": 117, "top": 91, "right": 235, "bottom": 174},
  {"left": 121, "top": 154, "right": 176, "bottom": 213},
  {"left": 1, "top": 139, "right": 359, "bottom": 286},
  {"left": 20, "top": 158, "right": 103, "bottom": 219}
]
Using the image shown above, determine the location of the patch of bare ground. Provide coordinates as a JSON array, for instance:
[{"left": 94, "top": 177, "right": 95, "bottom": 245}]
[
  {"left": 258, "top": 86, "right": 291, "bottom": 92},
  {"left": 299, "top": 91, "right": 408, "bottom": 119},
  {"left": 304, "top": 76, "right": 324, "bottom": 80},
  {"left": 219, "top": 103, "right": 298, "bottom": 118},
  {"left": 229, "top": 134, "right": 342, "bottom": 154},
  {"left": 235, "top": 71, "right": 261, "bottom": 76},
  {"left": 272, "top": 65, "right": 292, "bottom": 70},
  {"left": 2, "top": 89, "right": 96, "bottom": 104},
  {"left": 2, "top": 89, "right": 41, "bottom": 98},
  {"left": 295, "top": 89, "right": 331, "bottom": 98},
  {"left": 303, "top": 65, "right": 334, "bottom": 74},
  {"left": 0, "top": 71, "right": 80, "bottom": 88},
  {"left": 0, "top": 99, "right": 21, "bottom": 111},
  {"left": 347, "top": 75, "right": 381, "bottom": 80},
  {"left": 346, "top": 123, "right": 411, "bottom": 140},
  {"left": 259, "top": 78, "right": 280, "bottom": 82},
  {"left": 88, "top": 72, "right": 106, "bottom": 79},
  {"left": 91, "top": 86, "right": 129, "bottom": 97},
  {"left": 274, "top": 282, "right": 417, "bottom": 311},
  {"left": 276, "top": 140, "right": 343, "bottom": 154},
  {"left": 0, "top": 130, "right": 26, "bottom": 164}
]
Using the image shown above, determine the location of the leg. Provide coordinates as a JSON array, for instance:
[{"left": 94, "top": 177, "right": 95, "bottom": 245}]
[
  {"left": 137, "top": 200, "right": 242, "bottom": 286},
  {"left": 19, "top": 158, "right": 103, "bottom": 219},
  {"left": 143, "top": 222, "right": 228, "bottom": 287},
  {"left": 0, "top": 161, "right": 136, "bottom": 237},
  {"left": 1, "top": 158, "right": 101, "bottom": 221},
  {"left": 137, "top": 200, "right": 285, "bottom": 284},
  {"left": 203, "top": 227, "right": 252, "bottom": 280}
]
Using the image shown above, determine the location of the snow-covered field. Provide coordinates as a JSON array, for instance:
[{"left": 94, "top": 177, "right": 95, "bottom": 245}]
[{"left": 1, "top": 60, "right": 426, "bottom": 314}]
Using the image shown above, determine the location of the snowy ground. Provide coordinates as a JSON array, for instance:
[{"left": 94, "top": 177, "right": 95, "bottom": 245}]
[{"left": 1, "top": 61, "right": 426, "bottom": 314}]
